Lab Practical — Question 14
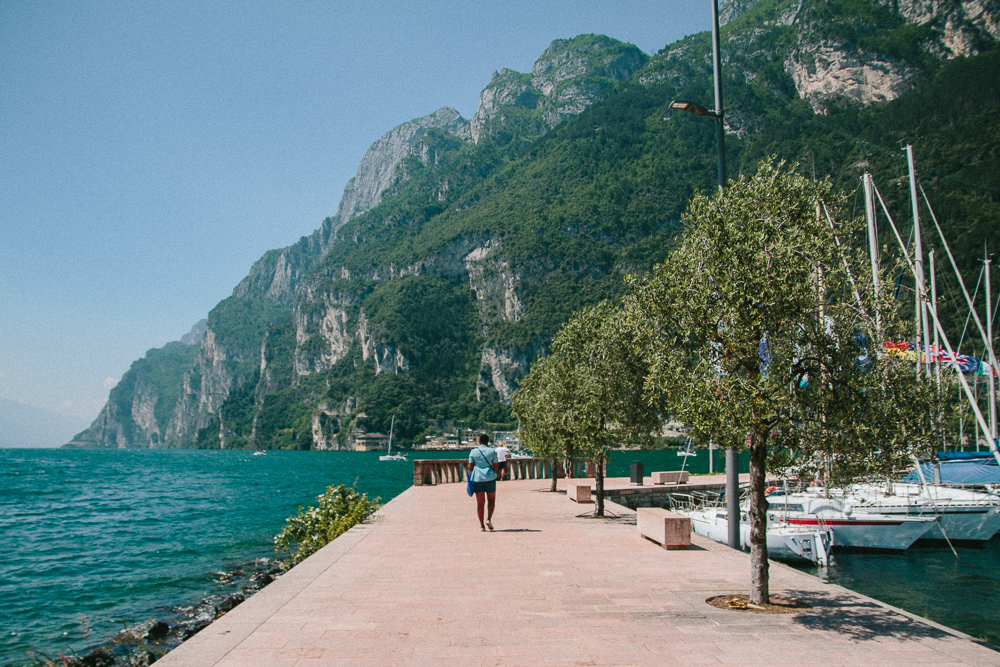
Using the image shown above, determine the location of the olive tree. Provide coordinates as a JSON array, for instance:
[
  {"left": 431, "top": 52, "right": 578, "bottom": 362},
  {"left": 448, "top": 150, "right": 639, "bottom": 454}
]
[
  {"left": 517, "top": 300, "right": 660, "bottom": 515},
  {"left": 626, "top": 160, "right": 939, "bottom": 604},
  {"left": 512, "top": 354, "right": 577, "bottom": 492}
]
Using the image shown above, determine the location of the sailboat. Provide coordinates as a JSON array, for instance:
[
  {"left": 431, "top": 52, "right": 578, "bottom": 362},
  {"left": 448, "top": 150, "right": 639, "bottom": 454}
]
[{"left": 379, "top": 416, "right": 407, "bottom": 462}]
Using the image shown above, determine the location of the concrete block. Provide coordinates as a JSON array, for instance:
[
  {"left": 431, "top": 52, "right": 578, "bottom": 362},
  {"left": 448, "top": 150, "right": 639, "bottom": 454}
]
[
  {"left": 651, "top": 470, "right": 689, "bottom": 485},
  {"left": 567, "top": 481, "right": 592, "bottom": 503},
  {"left": 637, "top": 507, "right": 691, "bottom": 549}
]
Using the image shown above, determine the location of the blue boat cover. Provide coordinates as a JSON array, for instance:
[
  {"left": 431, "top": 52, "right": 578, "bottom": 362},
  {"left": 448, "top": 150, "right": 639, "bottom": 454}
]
[
  {"left": 905, "top": 457, "right": 1000, "bottom": 485},
  {"left": 938, "top": 451, "right": 996, "bottom": 461}
]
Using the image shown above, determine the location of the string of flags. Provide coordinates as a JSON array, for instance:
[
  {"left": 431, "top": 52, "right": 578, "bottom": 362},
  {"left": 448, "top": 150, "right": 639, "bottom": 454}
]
[{"left": 884, "top": 341, "right": 996, "bottom": 376}]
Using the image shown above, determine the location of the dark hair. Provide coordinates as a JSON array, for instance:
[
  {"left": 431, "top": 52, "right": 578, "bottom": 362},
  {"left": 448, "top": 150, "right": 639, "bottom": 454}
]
[{"left": 478, "top": 434, "right": 490, "bottom": 445}]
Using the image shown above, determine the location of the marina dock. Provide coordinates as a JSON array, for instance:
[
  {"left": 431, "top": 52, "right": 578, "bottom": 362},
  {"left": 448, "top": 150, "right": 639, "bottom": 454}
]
[{"left": 157, "top": 478, "right": 1000, "bottom": 666}]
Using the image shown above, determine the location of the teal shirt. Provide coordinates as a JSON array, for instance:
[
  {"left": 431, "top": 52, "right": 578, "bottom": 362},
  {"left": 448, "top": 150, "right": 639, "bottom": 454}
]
[{"left": 468, "top": 445, "right": 498, "bottom": 482}]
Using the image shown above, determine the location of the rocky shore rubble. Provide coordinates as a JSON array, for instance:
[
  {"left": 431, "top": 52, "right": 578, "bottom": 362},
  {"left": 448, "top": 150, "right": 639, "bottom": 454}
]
[{"left": 27, "top": 559, "right": 287, "bottom": 667}]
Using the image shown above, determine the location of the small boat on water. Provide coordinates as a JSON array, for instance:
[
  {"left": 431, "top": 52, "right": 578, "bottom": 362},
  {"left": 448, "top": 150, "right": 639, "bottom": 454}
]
[
  {"left": 766, "top": 493, "right": 936, "bottom": 550},
  {"left": 675, "top": 506, "right": 832, "bottom": 566},
  {"left": 379, "top": 416, "right": 407, "bottom": 462}
]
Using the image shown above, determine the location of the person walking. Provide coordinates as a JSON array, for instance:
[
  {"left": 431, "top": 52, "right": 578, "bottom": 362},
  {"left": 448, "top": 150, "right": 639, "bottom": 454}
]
[
  {"left": 467, "top": 434, "right": 498, "bottom": 531},
  {"left": 495, "top": 440, "right": 510, "bottom": 481}
]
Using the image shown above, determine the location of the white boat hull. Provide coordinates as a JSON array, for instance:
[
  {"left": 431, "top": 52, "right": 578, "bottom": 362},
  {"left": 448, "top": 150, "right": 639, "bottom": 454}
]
[
  {"left": 839, "top": 484, "right": 1000, "bottom": 541},
  {"left": 853, "top": 505, "right": 1000, "bottom": 541},
  {"left": 679, "top": 509, "right": 832, "bottom": 566},
  {"left": 779, "top": 515, "right": 934, "bottom": 550},
  {"left": 764, "top": 493, "right": 936, "bottom": 550}
]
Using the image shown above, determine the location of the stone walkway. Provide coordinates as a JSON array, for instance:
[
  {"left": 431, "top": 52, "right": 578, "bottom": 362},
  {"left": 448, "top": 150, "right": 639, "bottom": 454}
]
[{"left": 157, "top": 479, "right": 1000, "bottom": 666}]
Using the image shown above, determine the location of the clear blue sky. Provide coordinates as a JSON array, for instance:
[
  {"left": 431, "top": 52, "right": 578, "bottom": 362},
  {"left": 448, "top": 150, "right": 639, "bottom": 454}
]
[{"left": 0, "top": 0, "right": 706, "bottom": 428}]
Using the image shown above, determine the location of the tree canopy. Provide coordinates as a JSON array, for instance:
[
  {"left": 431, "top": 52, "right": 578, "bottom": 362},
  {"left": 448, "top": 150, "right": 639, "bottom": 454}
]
[
  {"left": 514, "top": 300, "right": 660, "bottom": 514},
  {"left": 627, "top": 160, "right": 941, "bottom": 603}
]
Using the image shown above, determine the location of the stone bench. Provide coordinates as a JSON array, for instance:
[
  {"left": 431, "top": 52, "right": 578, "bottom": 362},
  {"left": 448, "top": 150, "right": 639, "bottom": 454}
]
[
  {"left": 637, "top": 508, "right": 691, "bottom": 549},
  {"left": 651, "top": 470, "right": 689, "bottom": 485},
  {"left": 566, "top": 480, "right": 592, "bottom": 503}
]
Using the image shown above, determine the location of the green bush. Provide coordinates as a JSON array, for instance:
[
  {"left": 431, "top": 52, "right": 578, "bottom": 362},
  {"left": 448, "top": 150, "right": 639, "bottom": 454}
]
[{"left": 273, "top": 485, "right": 381, "bottom": 564}]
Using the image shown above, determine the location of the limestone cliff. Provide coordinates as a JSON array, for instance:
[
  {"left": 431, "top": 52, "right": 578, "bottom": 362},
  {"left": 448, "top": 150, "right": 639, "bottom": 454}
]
[
  {"left": 785, "top": 0, "right": 999, "bottom": 113},
  {"left": 67, "top": 323, "right": 204, "bottom": 448},
  {"left": 785, "top": 36, "right": 916, "bottom": 113},
  {"left": 471, "top": 35, "right": 648, "bottom": 142},
  {"left": 231, "top": 108, "right": 474, "bottom": 307},
  {"left": 333, "top": 107, "right": 472, "bottom": 224}
]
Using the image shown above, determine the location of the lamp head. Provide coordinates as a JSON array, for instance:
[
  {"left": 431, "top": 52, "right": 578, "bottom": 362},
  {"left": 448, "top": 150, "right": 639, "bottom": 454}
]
[{"left": 666, "top": 100, "right": 720, "bottom": 118}]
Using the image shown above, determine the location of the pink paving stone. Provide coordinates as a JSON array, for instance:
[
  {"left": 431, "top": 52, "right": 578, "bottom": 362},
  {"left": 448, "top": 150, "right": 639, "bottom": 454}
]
[{"left": 155, "top": 479, "right": 1000, "bottom": 667}]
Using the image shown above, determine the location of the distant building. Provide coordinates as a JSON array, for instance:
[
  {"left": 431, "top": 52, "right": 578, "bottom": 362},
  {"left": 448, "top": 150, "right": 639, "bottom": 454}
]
[
  {"left": 417, "top": 432, "right": 490, "bottom": 450},
  {"left": 662, "top": 421, "right": 688, "bottom": 438},
  {"left": 493, "top": 431, "right": 520, "bottom": 448},
  {"left": 354, "top": 433, "right": 390, "bottom": 452}
]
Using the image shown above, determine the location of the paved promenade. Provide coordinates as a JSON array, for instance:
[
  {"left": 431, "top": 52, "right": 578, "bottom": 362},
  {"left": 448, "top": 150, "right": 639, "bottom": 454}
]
[{"left": 158, "top": 478, "right": 1000, "bottom": 666}]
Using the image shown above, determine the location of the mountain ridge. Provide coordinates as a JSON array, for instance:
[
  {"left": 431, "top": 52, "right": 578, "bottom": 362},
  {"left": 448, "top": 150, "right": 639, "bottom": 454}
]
[{"left": 69, "top": 1, "right": 1000, "bottom": 450}]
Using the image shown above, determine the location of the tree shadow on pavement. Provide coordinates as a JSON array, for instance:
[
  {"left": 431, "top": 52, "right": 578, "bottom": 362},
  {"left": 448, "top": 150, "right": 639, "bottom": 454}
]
[{"left": 786, "top": 588, "right": 998, "bottom": 650}]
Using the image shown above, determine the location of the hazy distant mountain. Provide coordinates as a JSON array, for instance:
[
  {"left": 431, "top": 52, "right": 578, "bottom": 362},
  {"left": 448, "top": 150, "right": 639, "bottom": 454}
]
[{"left": 0, "top": 397, "right": 90, "bottom": 448}]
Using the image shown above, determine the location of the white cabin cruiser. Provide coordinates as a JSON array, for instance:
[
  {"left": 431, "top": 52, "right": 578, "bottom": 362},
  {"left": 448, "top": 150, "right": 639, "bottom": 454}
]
[
  {"left": 765, "top": 493, "right": 936, "bottom": 550},
  {"left": 676, "top": 507, "right": 832, "bottom": 566},
  {"left": 835, "top": 482, "right": 1000, "bottom": 542}
]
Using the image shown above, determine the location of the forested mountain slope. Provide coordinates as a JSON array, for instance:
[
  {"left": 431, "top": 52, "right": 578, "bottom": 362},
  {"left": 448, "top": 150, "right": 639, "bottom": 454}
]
[{"left": 69, "top": 0, "right": 1000, "bottom": 450}]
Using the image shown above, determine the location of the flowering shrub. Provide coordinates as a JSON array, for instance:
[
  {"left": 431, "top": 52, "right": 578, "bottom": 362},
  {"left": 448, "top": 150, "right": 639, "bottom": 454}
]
[{"left": 274, "top": 484, "right": 380, "bottom": 564}]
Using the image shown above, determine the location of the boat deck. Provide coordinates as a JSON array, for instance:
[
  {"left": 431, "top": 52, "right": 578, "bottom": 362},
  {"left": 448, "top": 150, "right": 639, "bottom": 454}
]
[{"left": 156, "top": 478, "right": 1000, "bottom": 666}]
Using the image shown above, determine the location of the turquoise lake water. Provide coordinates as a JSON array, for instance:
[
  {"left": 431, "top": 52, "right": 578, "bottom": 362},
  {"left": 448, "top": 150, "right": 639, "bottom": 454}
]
[
  {"left": 1, "top": 447, "right": 997, "bottom": 665},
  {"left": 0, "top": 448, "right": 427, "bottom": 666}
]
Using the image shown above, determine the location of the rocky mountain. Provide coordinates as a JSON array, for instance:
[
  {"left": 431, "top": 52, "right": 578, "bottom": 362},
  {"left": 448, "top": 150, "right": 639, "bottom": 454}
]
[
  {"left": 470, "top": 35, "right": 648, "bottom": 141},
  {"left": 69, "top": 1, "right": 1000, "bottom": 450}
]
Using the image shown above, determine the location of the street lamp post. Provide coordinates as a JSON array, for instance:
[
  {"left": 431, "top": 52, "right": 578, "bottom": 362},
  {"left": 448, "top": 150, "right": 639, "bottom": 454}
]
[
  {"left": 667, "top": 0, "right": 737, "bottom": 549},
  {"left": 710, "top": 0, "right": 726, "bottom": 193}
]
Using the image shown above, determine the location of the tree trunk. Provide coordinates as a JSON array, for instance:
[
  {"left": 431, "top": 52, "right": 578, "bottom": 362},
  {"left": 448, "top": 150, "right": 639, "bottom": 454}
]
[
  {"left": 550, "top": 458, "right": 558, "bottom": 492},
  {"left": 595, "top": 452, "right": 606, "bottom": 517},
  {"left": 748, "top": 429, "right": 770, "bottom": 605}
]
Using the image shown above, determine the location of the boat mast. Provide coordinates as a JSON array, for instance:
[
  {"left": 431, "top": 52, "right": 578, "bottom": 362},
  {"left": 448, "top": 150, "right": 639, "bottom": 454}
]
[
  {"left": 388, "top": 415, "right": 395, "bottom": 455},
  {"left": 975, "top": 375, "right": 981, "bottom": 451},
  {"left": 907, "top": 145, "right": 931, "bottom": 376},
  {"left": 863, "top": 172, "right": 881, "bottom": 332},
  {"left": 986, "top": 257, "right": 997, "bottom": 447},
  {"left": 930, "top": 250, "right": 944, "bottom": 448}
]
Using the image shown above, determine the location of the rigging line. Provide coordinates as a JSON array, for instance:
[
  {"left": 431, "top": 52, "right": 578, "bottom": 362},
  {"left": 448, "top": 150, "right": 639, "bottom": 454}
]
[
  {"left": 871, "top": 180, "right": 915, "bottom": 300},
  {"left": 893, "top": 265, "right": 906, "bottom": 299},
  {"left": 822, "top": 202, "right": 862, "bottom": 306},
  {"left": 920, "top": 183, "right": 997, "bottom": 368},
  {"left": 850, "top": 181, "right": 862, "bottom": 225},
  {"left": 873, "top": 182, "right": 916, "bottom": 274},
  {"left": 955, "top": 268, "right": 985, "bottom": 356},
  {"left": 993, "top": 274, "right": 1000, "bottom": 339}
]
